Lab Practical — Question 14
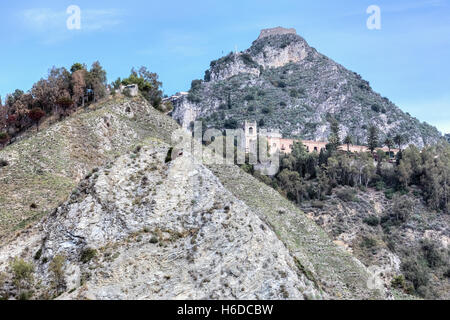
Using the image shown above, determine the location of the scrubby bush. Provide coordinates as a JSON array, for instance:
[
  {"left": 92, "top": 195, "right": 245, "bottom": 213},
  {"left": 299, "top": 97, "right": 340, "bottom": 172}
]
[
  {"left": 187, "top": 93, "right": 201, "bottom": 103},
  {"left": 421, "top": 240, "right": 443, "bottom": 268},
  {"left": 384, "top": 188, "right": 395, "bottom": 200},
  {"left": 360, "top": 236, "right": 377, "bottom": 248},
  {"left": 244, "top": 94, "right": 254, "bottom": 101},
  {"left": 336, "top": 188, "right": 357, "bottom": 202},
  {"left": 49, "top": 255, "right": 66, "bottom": 294},
  {"left": 80, "top": 248, "right": 97, "bottom": 263},
  {"left": 190, "top": 79, "right": 202, "bottom": 91},
  {"left": 375, "top": 180, "right": 385, "bottom": 191},
  {"left": 391, "top": 195, "right": 414, "bottom": 223},
  {"left": 371, "top": 104, "right": 381, "bottom": 113},
  {"left": 262, "top": 107, "right": 272, "bottom": 114},
  {"left": 10, "top": 258, "right": 34, "bottom": 299},
  {"left": 391, "top": 275, "right": 406, "bottom": 289},
  {"left": 0, "top": 132, "right": 9, "bottom": 147},
  {"left": 224, "top": 119, "right": 238, "bottom": 129},
  {"left": 240, "top": 53, "right": 258, "bottom": 68},
  {"left": 363, "top": 216, "right": 379, "bottom": 227},
  {"left": 401, "top": 258, "right": 429, "bottom": 294}
]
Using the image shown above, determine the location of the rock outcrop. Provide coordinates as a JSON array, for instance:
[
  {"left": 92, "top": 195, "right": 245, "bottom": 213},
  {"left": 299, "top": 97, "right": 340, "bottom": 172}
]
[{"left": 0, "top": 96, "right": 178, "bottom": 240}]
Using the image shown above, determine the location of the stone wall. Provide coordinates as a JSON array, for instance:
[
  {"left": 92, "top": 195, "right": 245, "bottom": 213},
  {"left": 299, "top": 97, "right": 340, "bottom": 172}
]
[{"left": 258, "top": 27, "right": 297, "bottom": 40}]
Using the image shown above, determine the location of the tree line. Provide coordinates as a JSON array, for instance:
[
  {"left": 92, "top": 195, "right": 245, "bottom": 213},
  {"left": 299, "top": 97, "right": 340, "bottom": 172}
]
[
  {"left": 246, "top": 119, "right": 450, "bottom": 214},
  {"left": 0, "top": 63, "right": 164, "bottom": 148}
]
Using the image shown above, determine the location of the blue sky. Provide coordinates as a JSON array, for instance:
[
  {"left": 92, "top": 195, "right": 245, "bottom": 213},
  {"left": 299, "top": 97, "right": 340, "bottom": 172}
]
[{"left": 0, "top": 0, "right": 449, "bottom": 133}]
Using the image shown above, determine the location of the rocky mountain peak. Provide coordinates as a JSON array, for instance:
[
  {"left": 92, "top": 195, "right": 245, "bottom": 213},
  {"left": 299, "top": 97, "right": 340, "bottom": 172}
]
[{"left": 171, "top": 28, "right": 441, "bottom": 147}]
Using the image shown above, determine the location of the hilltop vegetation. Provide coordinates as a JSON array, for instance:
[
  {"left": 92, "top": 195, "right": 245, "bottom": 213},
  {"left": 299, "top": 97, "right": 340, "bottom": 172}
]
[{"left": 0, "top": 63, "right": 165, "bottom": 148}]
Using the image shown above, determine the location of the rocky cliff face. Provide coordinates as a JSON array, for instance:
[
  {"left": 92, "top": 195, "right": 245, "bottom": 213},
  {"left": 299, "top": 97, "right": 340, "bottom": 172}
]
[
  {"left": 0, "top": 139, "right": 321, "bottom": 300},
  {"left": 0, "top": 96, "right": 178, "bottom": 240},
  {"left": 171, "top": 28, "right": 442, "bottom": 147}
]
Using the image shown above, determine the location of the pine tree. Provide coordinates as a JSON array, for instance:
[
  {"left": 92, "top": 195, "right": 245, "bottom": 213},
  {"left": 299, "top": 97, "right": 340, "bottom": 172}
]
[
  {"left": 327, "top": 118, "right": 341, "bottom": 152},
  {"left": 394, "top": 134, "right": 406, "bottom": 151},
  {"left": 384, "top": 137, "right": 394, "bottom": 158},
  {"left": 367, "top": 125, "right": 379, "bottom": 153},
  {"left": 343, "top": 135, "right": 353, "bottom": 152}
]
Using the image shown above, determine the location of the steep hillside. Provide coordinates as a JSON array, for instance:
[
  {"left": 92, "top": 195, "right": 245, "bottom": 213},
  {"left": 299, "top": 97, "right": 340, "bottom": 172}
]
[
  {"left": 300, "top": 187, "right": 450, "bottom": 299},
  {"left": 171, "top": 27, "right": 441, "bottom": 147},
  {"left": 0, "top": 97, "right": 393, "bottom": 300},
  {"left": 0, "top": 96, "right": 178, "bottom": 240},
  {"left": 0, "top": 140, "right": 321, "bottom": 300},
  {"left": 207, "top": 163, "right": 389, "bottom": 299}
]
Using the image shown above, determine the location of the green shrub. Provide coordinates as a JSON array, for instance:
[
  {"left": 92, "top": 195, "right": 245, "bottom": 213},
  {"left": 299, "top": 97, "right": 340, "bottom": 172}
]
[
  {"left": 363, "top": 216, "right": 379, "bottom": 227},
  {"left": 80, "top": 248, "right": 97, "bottom": 263},
  {"left": 375, "top": 181, "right": 385, "bottom": 191},
  {"left": 240, "top": 53, "right": 258, "bottom": 67},
  {"left": 360, "top": 236, "right": 377, "bottom": 248},
  {"left": 224, "top": 119, "right": 238, "bottom": 129},
  {"left": 371, "top": 104, "right": 381, "bottom": 113},
  {"left": 421, "top": 240, "right": 443, "bottom": 268},
  {"left": 384, "top": 188, "right": 395, "bottom": 200},
  {"left": 49, "top": 255, "right": 66, "bottom": 293},
  {"left": 187, "top": 93, "right": 201, "bottom": 103},
  {"left": 401, "top": 258, "right": 429, "bottom": 293},
  {"left": 336, "top": 188, "right": 357, "bottom": 202},
  {"left": 289, "top": 89, "right": 298, "bottom": 98},
  {"left": 190, "top": 79, "right": 202, "bottom": 91},
  {"left": 391, "top": 195, "right": 414, "bottom": 222},
  {"left": 391, "top": 275, "right": 406, "bottom": 289},
  {"left": 0, "top": 132, "right": 9, "bottom": 142},
  {"left": 262, "top": 107, "right": 272, "bottom": 114},
  {"left": 10, "top": 258, "right": 34, "bottom": 298}
]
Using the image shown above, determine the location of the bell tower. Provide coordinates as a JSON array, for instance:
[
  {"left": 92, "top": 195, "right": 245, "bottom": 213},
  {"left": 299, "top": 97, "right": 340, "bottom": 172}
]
[{"left": 244, "top": 120, "right": 257, "bottom": 153}]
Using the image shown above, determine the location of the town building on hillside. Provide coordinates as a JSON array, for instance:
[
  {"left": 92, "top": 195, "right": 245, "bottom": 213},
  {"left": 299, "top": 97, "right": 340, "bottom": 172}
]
[
  {"left": 117, "top": 84, "right": 139, "bottom": 97},
  {"left": 243, "top": 120, "right": 399, "bottom": 158},
  {"left": 163, "top": 92, "right": 189, "bottom": 104},
  {"left": 243, "top": 121, "right": 258, "bottom": 154}
]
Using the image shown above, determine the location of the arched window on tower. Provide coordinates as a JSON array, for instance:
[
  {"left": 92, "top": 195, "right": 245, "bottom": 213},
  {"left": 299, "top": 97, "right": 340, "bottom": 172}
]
[{"left": 249, "top": 127, "right": 254, "bottom": 135}]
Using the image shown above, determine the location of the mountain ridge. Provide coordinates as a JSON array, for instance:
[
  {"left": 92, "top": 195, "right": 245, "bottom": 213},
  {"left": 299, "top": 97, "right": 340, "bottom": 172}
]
[{"left": 170, "top": 28, "right": 442, "bottom": 148}]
